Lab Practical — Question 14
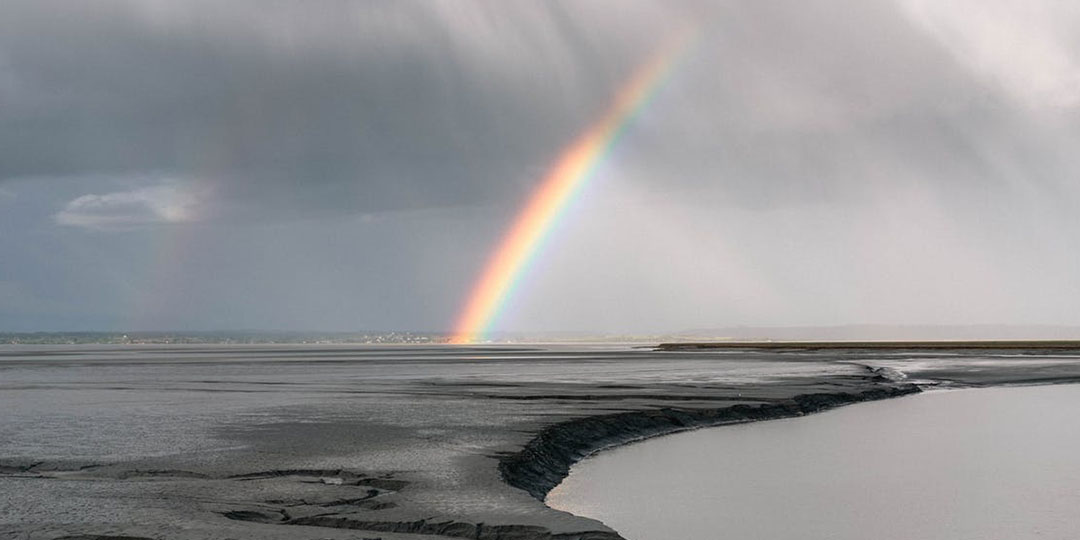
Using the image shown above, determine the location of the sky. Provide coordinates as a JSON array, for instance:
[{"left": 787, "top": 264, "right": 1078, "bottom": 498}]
[{"left": 2, "top": 0, "right": 1080, "bottom": 334}]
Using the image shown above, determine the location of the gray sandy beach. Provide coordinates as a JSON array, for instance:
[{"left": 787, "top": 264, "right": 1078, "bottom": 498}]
[{"left": 4, "top": 344, "right": 1080, "bottom": 540}]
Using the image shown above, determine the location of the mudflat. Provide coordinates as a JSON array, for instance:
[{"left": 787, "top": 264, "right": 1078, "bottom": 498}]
[{"left": 3, "top": 344, "right": 1080, "bottom": 540}]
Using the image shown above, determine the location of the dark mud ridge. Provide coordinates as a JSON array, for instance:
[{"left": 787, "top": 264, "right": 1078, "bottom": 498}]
[
  {"left": 222, "top": 511, "right": 620, "bottom": 540},
  {"left": 658, "top": 340, "right": 1080, "bottom": 350},
  {"left": 286, "top": 517, "right": 621, "bottom": 540},
  {"left": 499, "top": 385, "right": 922, "bottom": 500}
]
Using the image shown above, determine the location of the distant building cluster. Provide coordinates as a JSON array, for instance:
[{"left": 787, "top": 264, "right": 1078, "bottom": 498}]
[{"left": 0, "top": 332, "right": 443, "bottom": 345}]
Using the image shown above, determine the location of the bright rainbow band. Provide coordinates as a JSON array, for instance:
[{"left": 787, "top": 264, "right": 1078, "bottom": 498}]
[{"left": 450, "top": 30, "right": 696, "bottom": 344}]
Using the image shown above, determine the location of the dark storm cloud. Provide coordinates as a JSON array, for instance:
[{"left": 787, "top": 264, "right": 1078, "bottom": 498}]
[
  {"left": 0, "top": 0, "right": 679, "bottom": 217},
  {"left": 6, "top": 0, "right": 1076, "bottom": 221},
  {"left": 5, "top": 0, "right": 1080, "bottom": 333}
]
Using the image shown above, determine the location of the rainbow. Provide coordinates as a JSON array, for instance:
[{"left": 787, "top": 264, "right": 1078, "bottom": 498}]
[{"left": 449, "top": 31, "right": 696, "bottom": 344}]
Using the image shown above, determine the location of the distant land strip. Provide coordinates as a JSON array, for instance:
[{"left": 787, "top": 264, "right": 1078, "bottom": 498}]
[{"left": 657, "top": 340, "right": 1080, "bottom": 350}]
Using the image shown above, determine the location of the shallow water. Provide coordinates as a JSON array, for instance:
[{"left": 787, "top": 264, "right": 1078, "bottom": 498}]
[{"left": 548, "top": 384, "right": 1080, "bottom": 540}]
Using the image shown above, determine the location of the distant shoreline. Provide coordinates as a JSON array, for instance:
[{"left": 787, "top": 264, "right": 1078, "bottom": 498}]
[{"left": 658, "top": 340, "right": 1080, "bottom": 350}]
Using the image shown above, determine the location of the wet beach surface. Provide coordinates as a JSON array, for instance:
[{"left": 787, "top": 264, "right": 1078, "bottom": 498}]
[{"left": 3, "top": 344, "right": 1080, "bottom": 540}]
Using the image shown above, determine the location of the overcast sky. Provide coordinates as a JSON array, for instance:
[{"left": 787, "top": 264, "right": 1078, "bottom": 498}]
[{"left": 3, "top": 0, "right": 1080, "bottom": 333}]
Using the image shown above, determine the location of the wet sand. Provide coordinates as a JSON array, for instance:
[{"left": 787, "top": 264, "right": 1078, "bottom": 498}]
[{"left": 3, "top": 344, "right": 1080, "bottom": 540}]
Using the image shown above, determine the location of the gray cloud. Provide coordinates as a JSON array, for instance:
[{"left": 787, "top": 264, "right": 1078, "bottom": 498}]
[
  {"left": 3, "top": 0, "right": 1080, "bottom": 333},
  {"left": 0, "top": 0, "right": 681, "bottom": 218},
  {"left": 55, "top": 181, "right": 200, "bottom": 230},
  {"left": 7, "top": 0, "right": 1076, "bottom": 219}
]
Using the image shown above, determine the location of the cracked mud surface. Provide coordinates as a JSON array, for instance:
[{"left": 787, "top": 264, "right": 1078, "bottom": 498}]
[{"left": 5, "top": 344, "right": 1080, "bottom": 540}]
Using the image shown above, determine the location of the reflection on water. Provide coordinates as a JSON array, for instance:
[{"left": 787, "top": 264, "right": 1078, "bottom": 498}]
[{"left": 548, "top": 385, "right": 1080, "bottom": 540}]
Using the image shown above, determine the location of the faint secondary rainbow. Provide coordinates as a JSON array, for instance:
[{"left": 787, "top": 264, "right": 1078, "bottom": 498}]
[{"left": 450, "top": 30, "right": 697, "bottom": 344}]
